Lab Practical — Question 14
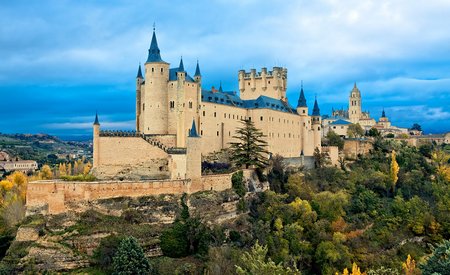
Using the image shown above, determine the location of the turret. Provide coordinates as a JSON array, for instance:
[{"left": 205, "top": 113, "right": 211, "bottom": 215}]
[
  {"left": 238, "top": 70, "right": 245, "bottom": 93},
  {"left": 261, "top": 67, "right": 267, "bottom": 91},
  {"left": 312, "top": 97, "right": 322, "bottom": 152},
  {"left": 143, "top": 27, "right": 170, "bottom": 135},
  {"left": 296, "top": 82, "right": 308, "bottom": 116},
  {"left": 186, "top": 120, "right": 201, "bottom": 181},
  {"left": 93, "top": 112, "right": 100, "bottom": 168},
  {"left": 177, "top": 57, "right": 186, "bottom": 81},
  {"left": 194, "top": 60, "right": 201, "bottom": 83},
  {"left": 136, "top": 64, "right": 143, "bottom": 132},
  {"left": 250, "top": 69, "right": 256, "bottom": 91}
]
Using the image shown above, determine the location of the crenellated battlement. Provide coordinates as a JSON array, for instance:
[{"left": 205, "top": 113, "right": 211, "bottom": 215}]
[
  {"left": 238, "top": 66, "right": 288, "bottom": 101},
  {"left": 239, "top": 67, "right": 287, "bottom": 79}
]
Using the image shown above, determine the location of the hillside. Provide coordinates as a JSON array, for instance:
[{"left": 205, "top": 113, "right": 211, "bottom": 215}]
[{"left": 0, "top": 133, "right": 91, "bottom": 166}]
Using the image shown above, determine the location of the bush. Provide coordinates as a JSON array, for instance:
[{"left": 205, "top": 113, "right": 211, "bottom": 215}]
[
  {"left": 112, "top": 236, "right": 151, "bottom": 275},
  {"left": 160, "top": 222, "right": 189, "bottom": 258},
  {"left": 60, "top": 174, "right": 96, "bottom": 181},
  {"left": 420, "top": 240, "right": 450, "bottom": 275},
  {"left": 232, "top": 171, "right": 246, "bottom": 197}
]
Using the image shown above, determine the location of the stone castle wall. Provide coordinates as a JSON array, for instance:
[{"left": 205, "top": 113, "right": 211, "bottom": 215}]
[{"left": 26, "top": 173, "right": 234, "bottom": 215}]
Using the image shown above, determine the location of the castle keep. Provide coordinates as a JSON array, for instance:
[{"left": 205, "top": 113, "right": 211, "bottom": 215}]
[{"left": 92, "top": 29, "right": 322, "bottom": 181}]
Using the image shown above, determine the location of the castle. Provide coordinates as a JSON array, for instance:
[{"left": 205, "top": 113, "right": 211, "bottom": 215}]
[{"left": 92, "top": 28, "right": 322, "bottom": 181}]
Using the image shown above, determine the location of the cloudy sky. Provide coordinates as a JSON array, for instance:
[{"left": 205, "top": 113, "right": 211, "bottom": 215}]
[{"left": 1, "top": 0, "right": 449, "bottom": 138}]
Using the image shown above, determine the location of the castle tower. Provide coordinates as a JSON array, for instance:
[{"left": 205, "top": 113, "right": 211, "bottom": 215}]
[
  {"left": 312, "top": 97, "right": 322, "bottom": 151},
  {"left": 194, "top": 60, "right": 201, "bottom": 83},
  {"left": 136, "top": 64, "right": 143, "bottom": 132},
  {"left": 142, "top": 28, "right": 170, "bottom": 135},
  {"left": 349, "top": 83, "right": 362, "bottom": 124},
  {"left": 93, "top": 112, "right": 100, "bottom": 168},
  {"left": 296, "top": 83, "right": 308, "bottom": 116},
  {"left": 176, "top": 57, "right": 186, "bottom": 147},
  {"left": 186, "top": 120, "right": 201, "bottom": 181}
]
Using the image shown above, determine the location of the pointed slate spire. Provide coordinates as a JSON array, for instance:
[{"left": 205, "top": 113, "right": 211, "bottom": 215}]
[
  {"left": 219, "top": 81, "right": 223, "bottom": 93},
  {"left": 382, "top": 108, "right": 386, "bottom": 118},
  {"left": 189, "top": 119, "right": 199, "bottom": 137},
  {"left": 297, "top": 82, "right": 307, "bottom": 108},
  {"left": 93, "top": 112, "right": 100, "bottom": 125},
  {"left": 312, "top": 96, "right": 320, "bottom": 116},
  {"left": 178, "top": 56, "right": 184, "bottom": 72},
  {"left": 136, "top": 64, "right": 143, "bottom": 78},
  {"left": 194, "top": 60, "right": 201, "bottom": 76},
  {"left": 146, "top": 27, "right": 164, "bottom": 63}
]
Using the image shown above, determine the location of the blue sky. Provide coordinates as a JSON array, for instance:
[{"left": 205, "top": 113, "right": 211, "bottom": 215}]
[{"left": 1, "top": 0, "right": 449, "bottom": 138}]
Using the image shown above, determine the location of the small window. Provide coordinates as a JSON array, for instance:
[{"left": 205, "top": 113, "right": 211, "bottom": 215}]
[
  {"left": 260, "top": 116, "right": 263, "bottom": 121},
  {"left": 303, "top": 110, "right": 305, "bottom": 113},
  {"left": 217, "top": 131, "right": 219, "bottom": 136},
  {"left": 161, "top": 68, "right": 163, "bottom": 73},
  {"left": 152, "top": 68, "right": 154, "bottom": 72},
  {"left": 268, "top": 81, "right": 271, "bottom": 84},
  {"left": 143, "top": 103, "right": 145, "bottom": 110},
  {"left": 201, "top": 130, "right": 203, "bottom": 135},
  {"left": 189, "top": 102, "right": 193, "bottom": 109},
  {"left": 214, "top": 112, "right": 216, "bottom": 117},
  {"left": 203, "top": 111, "right": 205, "bottom": 116}
]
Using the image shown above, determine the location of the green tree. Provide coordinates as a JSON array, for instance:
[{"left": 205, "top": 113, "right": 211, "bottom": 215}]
[
  {"left": 313, "top": 147, "right": 330, "bottom": 168},
  {"left": 410, "top": 123, "right": 422, "bottom": 131},
  {"left": 232, "top": 170, "right": 247, "bottom": 197},
  {"left": 420, "top": 240, "right": 450, "bottom": 275},
  {"left": 326, "top": 130, "right": 345, "bottom": 150},
  {"left": 112, "top": 236, "right": 151, "bottom": 275},
  {"left": 367, "top": 127, "right": 381, "bottom": 137},
  {"left": 347, "top": 123, "right": 365, "bottom": 138},
  {"left": 229, "top": 119, "right": 269, "bottom": 169},
  {"left": 93, "top": 235, "right": 124, "bottom": 272},
  {"left": 236, "top": 241, "right": 300, "bottom": 275}
]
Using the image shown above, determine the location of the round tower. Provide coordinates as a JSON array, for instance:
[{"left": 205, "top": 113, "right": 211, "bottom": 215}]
[
  {"left": 296, "top": 83, "right": 308, "bottom": 116},
  {"left": 93, "top": 112, "right": 100, "bottom": 168},
  {"left": 136, "top": 64, "right": 143, "bottom": 132},
  {"left": 143, "top": 28, "right": 170, "bottom": 135},
  {"left": 312, "top": 97, "right": 322, "bottom": 152},
  {"left": 349, "top": 83, "right": 362, "bottom": 124}
]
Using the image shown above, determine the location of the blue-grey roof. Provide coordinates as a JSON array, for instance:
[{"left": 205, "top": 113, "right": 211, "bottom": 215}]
[
  {"left": 194, "top": 61, "right": 201, "bottom": 76},
  {"left": 136, "top": 64, "right": 143, "bottom": 78},
  {"left": 312, "top": 98, "right": 320, "bottom": 116},
  {"left": 381, "top": 109, "right": 386, "bottom": 118},
  {"left": 201, "top": 90, "right": 297, "bottom": 114},
  {"left": 189, "top": 120, "right": 199, "bottom": 137},
  {"left": 178, "top": 57, "right": 184, "bottom": 72},
  {"left": 297, "top": 87, "right": 307, "bottom": 108},
  {"left": 330, "top": 119, "right": 351, "bottom": 125},
  {"left": 146, "top": 31, "right": 165, "bottom": 63},
  {"left": 169, "top": 68, "right": 195, "bottom": 82}
]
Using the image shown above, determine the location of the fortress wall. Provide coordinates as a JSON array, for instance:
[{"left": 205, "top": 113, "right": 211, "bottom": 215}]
[
  {"left": 98, "top": 136, "right": 168, "bottom": 166},
  {"left": 150, "top": 135, "right": 176, "bottom": 148},
  {"left": 343, "top": 139, "right": 373, "bottom": 159},
  {"left": 26, "top": 173, "right": 234, "bottom": 215}
]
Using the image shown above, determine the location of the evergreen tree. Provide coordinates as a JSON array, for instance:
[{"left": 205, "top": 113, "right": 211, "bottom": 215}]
[
  {"left": 420, "top": 240, "right": 450, "bottom": 275},
  {"left": 229, "top": 119, "right": 269, "bottom": 169},
  {"left": 112, "top": 236, "right": 151, "bottom": 275}
]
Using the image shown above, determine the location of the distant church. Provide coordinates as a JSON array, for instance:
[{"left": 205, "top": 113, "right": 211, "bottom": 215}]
[{"left": 92, "top": 29, "right": 322, "bottom": 180}]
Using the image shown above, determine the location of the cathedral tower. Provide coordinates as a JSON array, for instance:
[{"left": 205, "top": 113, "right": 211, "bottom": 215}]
[
  {"left": 142, "top": 28, "right": 170, "bottom": 134},
  {"left": 349, "top": 83, "right": 361, "bottom": 124}
]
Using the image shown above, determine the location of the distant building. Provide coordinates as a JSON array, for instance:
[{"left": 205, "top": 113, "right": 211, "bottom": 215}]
[{"left": 0, "top": 152, "right": 38, "bottom": 174}]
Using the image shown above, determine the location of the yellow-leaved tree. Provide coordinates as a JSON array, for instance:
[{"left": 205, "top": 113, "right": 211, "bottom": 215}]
[
  {"left": 390, "top": 150, "right": 399, "bottom": 192},
  {"left": 402, "top": 254, "right": 420, "bottom": 275},
  {"left": 335, "top": 263, "right": 366, "bottom": 275},
  {"left": 39, "top": 164, "right": 53, "bottom": 180},
  {"left": 432, "top": 150, "right": 450, "bottom": 182},
  {"left": 1, "top": 171, "right": 28, "bottom": 226}
]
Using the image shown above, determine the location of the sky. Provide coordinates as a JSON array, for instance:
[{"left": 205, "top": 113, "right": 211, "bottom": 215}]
[{"left": 0, "top": 0, "right": 449, "bottom": 139}]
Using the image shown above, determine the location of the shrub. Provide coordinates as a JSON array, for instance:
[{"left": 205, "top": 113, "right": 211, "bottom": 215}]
[
  {"left": 112, "top": 236, "right": 151, "bottom": 275},
  {"left": 93, "top": 235, "right": 124, "bottom": 271},
  {"left": 160, "top": 222, "right": 189, "bottom": 258},
  {"left": 232, "top": 171, "right": 246, "bottom": 197}
]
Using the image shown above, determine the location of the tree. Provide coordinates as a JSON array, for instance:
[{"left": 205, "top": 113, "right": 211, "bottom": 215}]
[
  {"left": 347, "top": 124, "right": 365, "bottom": 138},
  {"left": 402, "top": 255, "right": 420, "bottom": 275},
  {"left": 235, "top": 241, "right": 299, "bottom": 275},
  {"left": 326, "top": 131, "right": 345, "bottom": 150},
  {"left": 313, "top": 147, "right": 330, "bottom": 168},
  {"left": 229, "top": 119, "right": 269, "bottom": 169},
  {"left": 112, "top": 236, "right": 151, "bottom": 275},
  {"left": 420, "top": 240, "right": 450, "bottom": 275},
  {"left": 390, "top": 150, "right": 399, "bottom": 192},
  {"left": 410, "top": 123, "right": 422, "bottom": 131},
  {"left": 39, "top": 165, "right": 53, "bottom": 180},
  {"left": 367, "top": 128, "right": 381, "bottom": 138}
]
